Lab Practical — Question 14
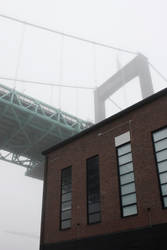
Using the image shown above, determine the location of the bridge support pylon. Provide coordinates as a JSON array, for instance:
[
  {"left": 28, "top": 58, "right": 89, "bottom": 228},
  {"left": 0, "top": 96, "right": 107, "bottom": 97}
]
[{"left": 94, "top": 54, "right": 154, "bottom": 123}]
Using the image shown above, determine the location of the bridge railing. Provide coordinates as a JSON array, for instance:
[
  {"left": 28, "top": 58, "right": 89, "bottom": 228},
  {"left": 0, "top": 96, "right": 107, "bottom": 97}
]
[{"left": 0, "top": 83, "right": 92, "bottom": 131}]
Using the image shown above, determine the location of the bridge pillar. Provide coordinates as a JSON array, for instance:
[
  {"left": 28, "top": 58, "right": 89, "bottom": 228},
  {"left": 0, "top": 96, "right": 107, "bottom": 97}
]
[{"left": 94, "top": 54, "right": 154, "bottom": 123}]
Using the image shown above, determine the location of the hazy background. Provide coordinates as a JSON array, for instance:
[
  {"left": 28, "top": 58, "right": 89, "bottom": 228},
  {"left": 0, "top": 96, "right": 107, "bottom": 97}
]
[{"left": 0, "top": 0, "right": 167, "bottom": 249}]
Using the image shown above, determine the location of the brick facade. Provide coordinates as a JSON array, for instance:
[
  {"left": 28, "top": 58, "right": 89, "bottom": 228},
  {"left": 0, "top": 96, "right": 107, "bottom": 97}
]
[{"left": 40, "top": 88, "right": 167, "bottom": 250}]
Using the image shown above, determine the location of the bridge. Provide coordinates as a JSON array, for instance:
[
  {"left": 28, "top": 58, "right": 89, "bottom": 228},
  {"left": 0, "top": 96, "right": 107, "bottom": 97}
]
[
  {"left": 0, "top": 54, "right": 155, "bottom": 180},
  {"left": 1, "top": 15, "right": 166, "bottom": 181},
  {"left": 0, "top": 83, "right": 92, "bottom": 179}
]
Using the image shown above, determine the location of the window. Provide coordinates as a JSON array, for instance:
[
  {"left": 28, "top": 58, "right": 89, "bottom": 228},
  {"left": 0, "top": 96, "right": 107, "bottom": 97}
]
[
  {"left": 60, "top": 167, "right": 72, "bottom": 229},
  {"left": 87, "top": 155, "right": 101, "bottom": 224},
  {"left": 153, "top": 127, "right": 167, "bottom": 208},
  {"left": 117, "top": 143, "right": 138, "bottom": 217}
]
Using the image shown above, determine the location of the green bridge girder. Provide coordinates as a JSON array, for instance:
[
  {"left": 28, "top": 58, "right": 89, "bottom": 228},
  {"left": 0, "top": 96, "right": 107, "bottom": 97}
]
[{"left": 0, "top": 83, "right": 92, "bottom": 179}]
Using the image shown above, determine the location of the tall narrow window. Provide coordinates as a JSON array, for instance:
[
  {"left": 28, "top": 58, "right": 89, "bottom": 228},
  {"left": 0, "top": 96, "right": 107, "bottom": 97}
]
[
  {"left": 117, "top": 143, "right": 138, "bottom": 217},
  {"left": 87, "top": 155, "right": 101, "bottom": 224},
  {"left": 60, "top": 166, "right": 72, "bottom": 230},
  {"left": 153, "top": 127, "right": 167, "bottom": 208}
]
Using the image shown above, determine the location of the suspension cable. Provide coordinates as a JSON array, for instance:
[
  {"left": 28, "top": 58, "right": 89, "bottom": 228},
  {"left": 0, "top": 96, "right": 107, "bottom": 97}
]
[
  {"left": 0, "top": 76, "right": 95, "bottom": 90},
  {"left": 0, "top": 13, "right": 137, "bottom": 55},
  {"left": 149, "top": 62, "right": 167, "bottom": 84},
  {"left": 58, "top": 35, "right": 64, "bottom": 109},
  {"left": 108, "top": 97, "right": 122, "bottom": 111},
  {"left": 92, "top": 43, "right": 97, "bottom": 86},
  {"left": 14, "top": 24, "right": 25, "bottom": 89}
]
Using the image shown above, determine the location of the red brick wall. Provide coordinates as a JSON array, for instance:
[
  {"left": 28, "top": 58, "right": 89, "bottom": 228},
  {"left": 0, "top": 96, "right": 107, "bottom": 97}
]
[{"left": 42, "top": 94, "right": 167, "bottom": 244}]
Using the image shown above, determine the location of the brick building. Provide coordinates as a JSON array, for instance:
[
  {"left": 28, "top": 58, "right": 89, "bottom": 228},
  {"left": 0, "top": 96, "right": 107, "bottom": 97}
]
[{"left": 40, "top": 88, "right": 167, "bottom": 250}]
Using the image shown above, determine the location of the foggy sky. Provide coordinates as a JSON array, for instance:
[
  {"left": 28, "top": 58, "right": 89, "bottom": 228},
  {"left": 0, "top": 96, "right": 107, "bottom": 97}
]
[{"left": 0, "top": 1, "right": 167, "bottom": 249}]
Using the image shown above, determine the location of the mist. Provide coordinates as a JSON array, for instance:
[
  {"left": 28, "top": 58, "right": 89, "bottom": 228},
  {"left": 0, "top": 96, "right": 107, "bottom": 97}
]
[{"left": 0, "top": 0, "right": 167, "bottom": 249}]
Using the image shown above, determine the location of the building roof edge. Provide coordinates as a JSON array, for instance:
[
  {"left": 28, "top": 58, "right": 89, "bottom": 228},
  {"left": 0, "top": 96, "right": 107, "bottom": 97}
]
[{"left": 42, "top": 87, "right": 167, "bottom": 155}]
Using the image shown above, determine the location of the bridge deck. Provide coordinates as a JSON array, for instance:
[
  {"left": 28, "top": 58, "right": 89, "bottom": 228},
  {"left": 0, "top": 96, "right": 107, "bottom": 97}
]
[{"left": 0, "top": 83, "right": 92, "bottom": 179}]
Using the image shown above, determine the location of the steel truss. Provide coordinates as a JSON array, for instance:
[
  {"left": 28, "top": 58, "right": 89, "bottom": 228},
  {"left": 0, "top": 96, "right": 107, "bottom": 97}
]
[{"left": 0, "top": 83, "right": 92, "bottom": 179}]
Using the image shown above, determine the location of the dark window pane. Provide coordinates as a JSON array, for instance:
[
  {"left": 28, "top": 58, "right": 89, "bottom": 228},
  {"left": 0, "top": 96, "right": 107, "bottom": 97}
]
[
  {"left": 88, "top": 202, "right": 100, "bottom": 214},
  {"left": 62, "top": 167, "right": 72, "bottom": 185},
  {"left": 61, "top": 201, "right": 72, "bottom": 211},
  {"left": 61, "top": 219, "right": 71, "bottom": 229},
  {"left": 87, "top": 155, "right": 101, "bottom": 224},
  {"left": 61, "top": 210, "right": 71, "bottom": 220},
  {"left": 87, "top": 171, "right": 99, "bottom": 180},
  {"left": 62, "top": 176, "right": 71, "bottom": 185},
  {"left": 87, "top": 186, "right": 99, "bottom": 195},
  {"left": 62, "top": 192, "right": 72, "bottom": 202},
  {"left": 87, "top": 157, "right": 98, "bottom": 167},
  {"left": 62, "top": 167, "right": 72, "bottom": 177},
  {"left": 87, "top": 177, "right": 99, "bottom": 185},
  {"left": 88, "top": 182, "right": 100, "bottom": 192},
  {"left": 62, "top": 184, "right": 72, "bottom": 194},
  {"left": 60, "top": 167, "right": 72, "bottom": 229},
  {"left": 89, "top": 213, "right": 101, "bottom": 224},
  {"left": 88, "top": 192, "right": 100, "bottom": 202}
]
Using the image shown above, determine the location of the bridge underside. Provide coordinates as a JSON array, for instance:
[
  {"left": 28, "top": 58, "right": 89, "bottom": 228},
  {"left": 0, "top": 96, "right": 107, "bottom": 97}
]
[
  {"left": 0, "top": 84, "right": 91, "bottom": 179},
  {"left": 0, "top": 54, "right": 154, "bottom": 180}
]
